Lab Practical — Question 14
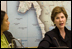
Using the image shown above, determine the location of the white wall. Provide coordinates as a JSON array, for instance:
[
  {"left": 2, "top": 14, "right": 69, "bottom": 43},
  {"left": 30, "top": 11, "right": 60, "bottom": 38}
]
[{"left": 1, "top": 1, "right": 6, "bottom": 12}]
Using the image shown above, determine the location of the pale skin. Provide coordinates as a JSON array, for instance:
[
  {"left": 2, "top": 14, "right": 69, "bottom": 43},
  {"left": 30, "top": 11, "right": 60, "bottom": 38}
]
[
  {"left": 54, "top": 12, "right": 67, "bottom": 39},
  {"left": 1, "top": 13, "right": 10, "bottom": 35}
]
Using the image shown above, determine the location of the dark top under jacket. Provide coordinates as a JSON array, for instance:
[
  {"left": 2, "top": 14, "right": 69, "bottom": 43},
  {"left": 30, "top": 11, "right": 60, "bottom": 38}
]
[
  {"left": 3, "top": 31, "right": 17, "bottom": 48},
  {"left": 38, "top": 26, "right": 71, "bottom": 48}
]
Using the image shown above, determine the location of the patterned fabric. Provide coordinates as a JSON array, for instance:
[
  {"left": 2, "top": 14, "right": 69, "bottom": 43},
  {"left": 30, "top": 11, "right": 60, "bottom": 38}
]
[{"left": 1, "top": 33, "right": 11, "bottom": 48}]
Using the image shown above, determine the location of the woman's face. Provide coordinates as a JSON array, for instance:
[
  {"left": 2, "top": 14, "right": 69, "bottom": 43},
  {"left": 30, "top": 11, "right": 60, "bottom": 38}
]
[
  {"left": 54, "top": 12, "right": 66, "bottom": 29},
  {"left": 1, "top": 13, "right": 10, "bottom": 31}
]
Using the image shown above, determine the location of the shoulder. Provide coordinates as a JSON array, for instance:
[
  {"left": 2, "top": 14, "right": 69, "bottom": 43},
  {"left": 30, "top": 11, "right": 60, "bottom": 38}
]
[
  {"left": 45, "top": 28, "right": 55, "bottom": 37},
  {"left": 40, "top": 28, "right": 56, "bottom": 44},
  {"left": 67, "top": 29, "right": 71, "bottom": 33},
  {"left": 3, "top": 31, "right": 13, "bottom": 37},
  {"left": 3, "top": 31, "right": 14, "bottom": 43},
  {"left": 65, "top": 27, "right": 71, "bottom": 41},
  {"left": 67, "top": 30, "right": 71, "bottom": 34},
  {"left": 65, "top": 27, "right": 71, "bottom": 35},
  {"left": 66, "top": 28, "right": 71, "bottom": 37}
]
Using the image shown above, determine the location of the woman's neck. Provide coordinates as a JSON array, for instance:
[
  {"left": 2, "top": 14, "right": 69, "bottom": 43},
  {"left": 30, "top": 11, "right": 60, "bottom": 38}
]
[
  {"left": 59, "top": 28, "right": 66, "bottom": 39},
  {"left": 1, "top": 30, "right": 4, "bottom": 35},
  {"left": 59, "top": 28, "right": 65, "bottom": 32}
]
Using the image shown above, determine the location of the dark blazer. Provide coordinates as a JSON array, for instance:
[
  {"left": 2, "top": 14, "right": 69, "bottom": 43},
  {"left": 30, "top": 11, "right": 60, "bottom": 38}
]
[
  {"left": 38, "top": 26, "right": 71, "bottom": 48},
  {"left": 3, "top": 31, "right": 17, "bottom": 48}
]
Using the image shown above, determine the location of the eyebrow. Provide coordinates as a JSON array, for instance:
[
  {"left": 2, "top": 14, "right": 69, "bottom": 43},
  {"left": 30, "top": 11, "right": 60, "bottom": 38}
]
[{"left": 56, "top": 15, "right": 64, "bottom": 17}]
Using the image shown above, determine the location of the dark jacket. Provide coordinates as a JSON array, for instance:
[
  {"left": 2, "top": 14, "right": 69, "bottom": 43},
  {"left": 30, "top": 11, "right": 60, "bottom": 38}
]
[
  {"left": 3, "top": 31, "right": 17, "bottom": 48},
  {"left": 38, "top": 26, "right": 71, "bottom": 48}
]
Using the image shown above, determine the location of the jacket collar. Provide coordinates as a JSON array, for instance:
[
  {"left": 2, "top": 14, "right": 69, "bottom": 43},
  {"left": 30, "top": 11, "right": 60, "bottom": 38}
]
[{"left": 54, "top": 26, "right": 70, "bottom": 42}]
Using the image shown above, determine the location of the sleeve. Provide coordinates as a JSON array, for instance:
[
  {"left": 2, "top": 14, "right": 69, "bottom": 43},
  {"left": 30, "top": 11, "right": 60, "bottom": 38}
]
[{"left": 38, "top": 33, "right": 52, "bottom": 48}]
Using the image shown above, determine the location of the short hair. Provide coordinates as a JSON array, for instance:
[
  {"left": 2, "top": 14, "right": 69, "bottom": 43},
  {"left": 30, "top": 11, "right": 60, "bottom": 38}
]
[
  {"left": 1, "top": 10, "right": 6, "bottom": 24},
  {"left": 51, "top": 6, "right": 68, "bottom": 24}
]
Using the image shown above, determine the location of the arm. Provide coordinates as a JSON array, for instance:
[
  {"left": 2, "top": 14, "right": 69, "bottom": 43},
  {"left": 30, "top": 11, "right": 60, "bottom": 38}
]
[
  {"left": 38, "top": 33, "right": 52, "bottom": 48},
  {"left": 38, "top": 40, "right": 50, "bottom": 48}
]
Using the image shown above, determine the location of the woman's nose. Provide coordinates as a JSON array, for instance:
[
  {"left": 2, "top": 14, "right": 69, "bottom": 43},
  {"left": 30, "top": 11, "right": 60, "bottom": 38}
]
[
  {"left": 59, "top": 18, "right": 62, "bottom": 22},
  {"left": 8, "top": 21, "right": 10, "bottom": 24}
]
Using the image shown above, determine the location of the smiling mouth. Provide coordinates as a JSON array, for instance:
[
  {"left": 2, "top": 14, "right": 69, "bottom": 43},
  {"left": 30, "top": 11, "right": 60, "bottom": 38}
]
[{"left": 59, "top": 23, "right": 64, "bottom": 26}]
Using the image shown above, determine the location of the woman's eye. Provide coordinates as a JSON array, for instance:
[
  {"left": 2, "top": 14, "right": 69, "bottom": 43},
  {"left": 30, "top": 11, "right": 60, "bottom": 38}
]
[
  {"left": 6, "top": 18, "right": 8, "bottom": 22},
  {"left": 61, "top": 16, "right": 64, "bottom": 18},
  {"left": 6, "top": 20, "right": 8, "bottom": 22},
  {"left": 56, "top": 17, "right": 59, "bottom": 19}
]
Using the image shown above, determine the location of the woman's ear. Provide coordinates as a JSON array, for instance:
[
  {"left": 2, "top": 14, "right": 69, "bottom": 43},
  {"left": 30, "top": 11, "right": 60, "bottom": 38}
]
[{"left": 53, "top": 22, "right": 56, "bottom": 26}]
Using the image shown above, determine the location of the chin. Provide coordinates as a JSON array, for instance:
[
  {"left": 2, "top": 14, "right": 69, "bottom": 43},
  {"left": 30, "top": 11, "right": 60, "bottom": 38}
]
[
  {"left": 7, "top": 28, "right": 9, "bottom": 30},
  {"left": 59, "top": 26, "right": 65, "bottom": 29}
]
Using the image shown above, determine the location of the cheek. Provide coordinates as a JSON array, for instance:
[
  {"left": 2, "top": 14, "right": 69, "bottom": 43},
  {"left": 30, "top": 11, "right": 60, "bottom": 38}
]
[
  {"left": 63, "top": 18, "right": 66, "bottom": 23},
  {"left": 55, "top": 22, "right": 59, "bottom": 25},
  {"left": 2, "top": 22, "right": 8, "bottom": 29},
  {"left": 54, "top": 20, "right": 60, "bottom": 26},
  {"left": 1, "top": 24, "right": 6, "bottom": 30},
  {"left": 54, "top": 20, "right": 59, "bottom": 24}
]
